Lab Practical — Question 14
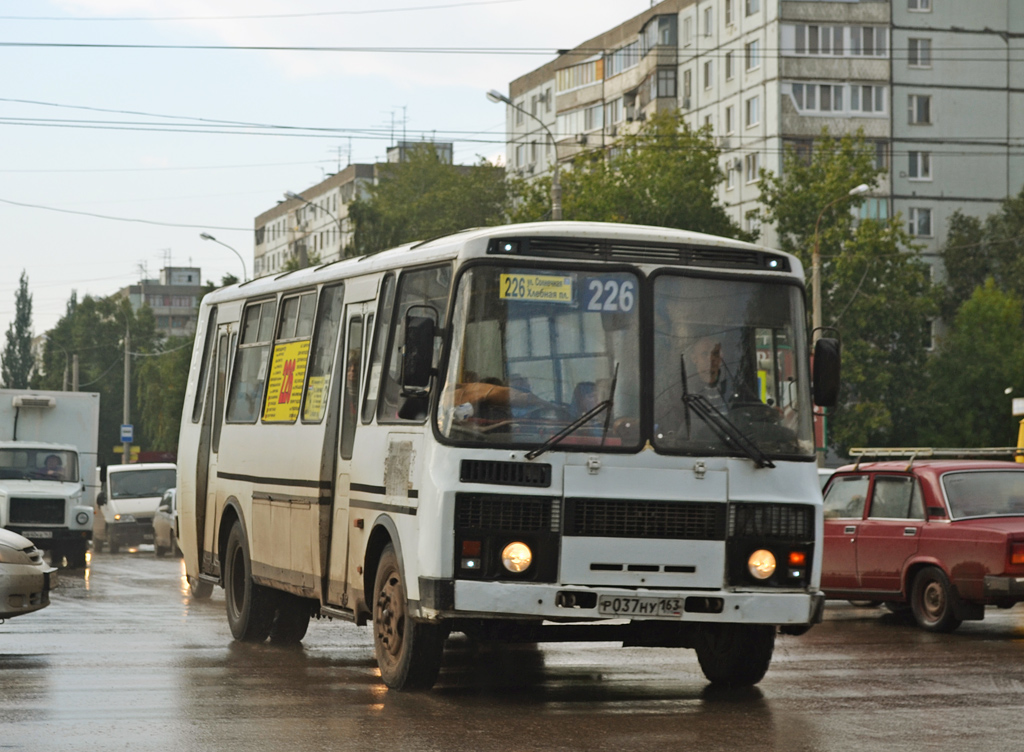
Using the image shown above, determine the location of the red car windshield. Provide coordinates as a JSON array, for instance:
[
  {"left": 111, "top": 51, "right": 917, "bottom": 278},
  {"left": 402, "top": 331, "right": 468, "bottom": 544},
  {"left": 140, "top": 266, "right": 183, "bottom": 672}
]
[{"left": 942, "top": 470, "right": 1024, "bottom": 519}]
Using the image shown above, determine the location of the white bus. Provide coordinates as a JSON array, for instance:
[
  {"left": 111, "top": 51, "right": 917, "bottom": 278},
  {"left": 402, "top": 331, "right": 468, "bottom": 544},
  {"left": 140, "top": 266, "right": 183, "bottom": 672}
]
[{"left": 177, "top": 221, "right": 840, "bottom": 690}]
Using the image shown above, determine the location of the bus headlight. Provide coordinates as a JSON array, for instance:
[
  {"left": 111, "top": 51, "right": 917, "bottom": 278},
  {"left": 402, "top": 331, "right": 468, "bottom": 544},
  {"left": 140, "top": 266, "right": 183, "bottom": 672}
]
[
  {"left": 501, "top": 542, "right": 532, "bottom": 573},
  {"left": 747, "top": 549, "right": 776, "bottom": 580}
]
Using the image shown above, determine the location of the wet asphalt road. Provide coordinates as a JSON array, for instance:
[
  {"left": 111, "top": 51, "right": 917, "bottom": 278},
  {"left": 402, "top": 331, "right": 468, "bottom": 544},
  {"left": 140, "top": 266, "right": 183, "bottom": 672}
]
[{"left": 3, "top": 552, "right": 1024, "bottom": 752}]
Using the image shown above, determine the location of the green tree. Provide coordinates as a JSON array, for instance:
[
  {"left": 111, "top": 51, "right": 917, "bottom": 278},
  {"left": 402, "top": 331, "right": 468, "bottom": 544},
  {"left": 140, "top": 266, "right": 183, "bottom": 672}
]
[
  {"left": 135, "top": 336, "right": 195, "bottom": 453},
  {"left": 758, "top": 129, "right": 937, "bottom": 450},
  {"left": 938, "top": 187, "right": 1024, "bottom": 319},
  {"left": 921, "top": 280, "right": 1024, "bottom": 447},
  {"left": 2, "top": 271, "right": 34, "bottom": 388},
  {"left": 37, "top": 294, "right": 157, "bottom": 464},
  {"left": 510, "top": 110, "right": 750, "bottom": 239},
  {"left": 349, "top": 145, "right": 509, "bottom": 255}
]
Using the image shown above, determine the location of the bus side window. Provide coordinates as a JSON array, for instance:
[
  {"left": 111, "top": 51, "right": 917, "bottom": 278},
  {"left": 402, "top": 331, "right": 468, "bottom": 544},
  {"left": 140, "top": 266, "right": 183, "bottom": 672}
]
[
  {"left": 362, "top": 274, "right": 395, "bottom": 423},
  {"left": 340, "top": 318, "right": 364, "bottom": 459},
  {"left": 226, "top": 299, "right": 277, "bottom": 423},
  {"left": 211, "top": 333, "right": 232, "bottom": 454},
  {"left": 302, "top": 284, "right": 345, "bottom": 423},
  {"left": 378, "top": 265, "right": 452, "bottom": 423}
]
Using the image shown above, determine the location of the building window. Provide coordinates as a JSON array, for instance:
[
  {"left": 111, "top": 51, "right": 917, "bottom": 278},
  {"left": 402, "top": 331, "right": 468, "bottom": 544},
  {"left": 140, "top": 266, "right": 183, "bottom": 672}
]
[
  {"left": 909, "top": 207, "right": 933, "bottom": 237},
  {"left": 683, "top": 16, "right": 692, "bottom": 46},
  {"left": 704, "top": 7, "right": 713, "bottom": 36},
  {"left": 849, "top": 84, "right": 887, "bottom": 114},
  {"left": 908, "top": 0, "right": 931, "bottom": 11},
  {"left": 745, "top": 95, "right": 760, "bottom": 127},
  {"left": 745, "top": 40, "right": 760, "bottom": 70},
  {"left": 908, "top": 94, "right": 932, "bottom": 124},
  {"left": 727, "top": 162, "right": 736, "bottom": 190},
  {"left": 908, "top": 38, "right": 932, "bottom": 67},
  {"left": 746, "top": 211, "right": 761, "bottom": 234},
  {"left": 874, "top": 140, "right": 889, "bottom": 171},
  {"left": 725, "top": 105, "right": 735, "bottom": 134},
  {"left": 653, "top": 68, "right": 677, "bottom": 99},
  {"left": 725, "top": 0, "right": 733, "bottom": 25},
  {"left": 850, "top": 27, "right": 888, "bottom": 57},
  {"left": 704, "top": 60, "right": 713, "bottom": 89},
  {"left": 746, "top": 0, "right": 759, "bottom": 17},
  {"left": 515, "top": 101, "right": 524, "bottom": 125},
  {"left": 908, "top": 151, "right": 932, "bottom": 180},
  {"left": 704, "top": 114, "right": 713, "bottom": 130},
  {"left": 683, "top": 69, "right": 692, "bottom": 101},
  {"left": 515, "top": 143, "right": 524, "bottom": 167},
  {"left": 545, "top": 87, "right": 552, "bottom": 112},
  {"left": 725, "top": 51, "right": 734, "bottom": 80},
  {"left": 744, "top": 152, "right": 760, "bottom": 183},
  {"left": 858, "top": 198, "right": 889, "bottom": 221}
]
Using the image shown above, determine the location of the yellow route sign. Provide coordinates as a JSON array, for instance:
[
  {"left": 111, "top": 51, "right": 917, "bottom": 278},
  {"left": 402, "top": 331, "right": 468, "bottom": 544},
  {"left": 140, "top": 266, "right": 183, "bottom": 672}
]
[
  {"left": 499, "top": 274, "right": 573, "bottom": 304},
  {"left": 263, "top": 340, "right": 310, "bottom": 422}
]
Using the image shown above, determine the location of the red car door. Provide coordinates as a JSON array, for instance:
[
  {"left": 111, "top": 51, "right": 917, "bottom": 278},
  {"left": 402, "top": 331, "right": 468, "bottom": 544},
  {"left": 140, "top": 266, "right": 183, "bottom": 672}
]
[
  {"left": 856, "top": 475, "right": 925, "bottom": 593},
  {"left": 822, "top": 474, "right": 870, "bottom": 590}
]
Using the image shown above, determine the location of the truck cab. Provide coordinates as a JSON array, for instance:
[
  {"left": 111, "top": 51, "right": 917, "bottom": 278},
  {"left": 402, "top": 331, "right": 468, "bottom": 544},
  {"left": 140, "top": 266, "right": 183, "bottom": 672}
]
[
  {"left": 94, "top": 463, "right": 177, "bottom": 553},
  {"left": 0, "top": 440, "right": 93, "bottom": 568}
]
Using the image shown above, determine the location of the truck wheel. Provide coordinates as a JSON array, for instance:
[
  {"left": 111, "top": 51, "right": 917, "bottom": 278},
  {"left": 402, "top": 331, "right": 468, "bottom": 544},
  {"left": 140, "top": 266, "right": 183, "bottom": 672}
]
[
  {"left": 224, "top": 520, "right": 274, "bottom": 641},
  {"left": 269, "top": 593, "right": 312, "bottom": 645},
  {"left": 155, "top": 544, "right": 168, "bottom": 557},
  {"left": 109, "top": 539, "right": 120, "bottom": 554},
  {"left": 188, "top": 576, "right": 213, "bottom": 600},
  {"left": 66, "top": 542, "right": 88, "bottom": 569},
  {"left": 372, "top": 543, "right": 445, "bottom": 690},
  {"left": 694, "top": 623, "right": 776, "bottom": 687},
  {"left": 911, "top": 566, "right": 963, "bottom": 633}
]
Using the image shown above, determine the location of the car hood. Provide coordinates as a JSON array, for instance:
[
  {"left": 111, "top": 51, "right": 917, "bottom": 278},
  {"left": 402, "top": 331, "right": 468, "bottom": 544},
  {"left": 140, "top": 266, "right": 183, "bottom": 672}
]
[
  {"left": 0, "top": 479, "right": 80, "bottom": 496},
  {"left": 0, "top": 526, "right": 35, "bottom": 550}
]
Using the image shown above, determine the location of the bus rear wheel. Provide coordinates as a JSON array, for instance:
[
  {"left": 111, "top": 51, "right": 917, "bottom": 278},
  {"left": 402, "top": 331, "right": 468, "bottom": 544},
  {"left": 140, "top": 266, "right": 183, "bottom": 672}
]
[
  {"left": 694, "top": 623, "right": 775, "bottom": 687},
  {"left": 269, "top": 593, "right": 312, "bottom": 645},
  {"left": 372, "top": 543, "right": 445, "bottom": 690},
  {"left": 224, "top": 520, "right": 275, "bottom": 642}
]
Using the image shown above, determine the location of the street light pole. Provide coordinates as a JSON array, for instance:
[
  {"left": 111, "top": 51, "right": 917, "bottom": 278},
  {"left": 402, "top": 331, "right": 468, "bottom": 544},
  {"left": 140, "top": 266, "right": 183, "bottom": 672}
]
[
  {"left": 486, "top": 89, "right": 562, "bottom": 221},
  {"left": 284, "top": 191, "right": 347, "bottom": 264},
  {"left": 199, "top": 233, "right": 248, "bottom": 282},
  {"left": 811, "top": 183, "right": 870, "bottom": 343}
]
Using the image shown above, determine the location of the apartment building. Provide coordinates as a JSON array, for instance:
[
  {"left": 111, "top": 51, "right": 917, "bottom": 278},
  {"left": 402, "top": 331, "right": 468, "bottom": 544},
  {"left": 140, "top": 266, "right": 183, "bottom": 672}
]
[
  {"left": 504, "top": 0, "right": 1024, "bottom": 270},
  {"left": 115, "top": 266, "right": 203, "bottom": 339}
]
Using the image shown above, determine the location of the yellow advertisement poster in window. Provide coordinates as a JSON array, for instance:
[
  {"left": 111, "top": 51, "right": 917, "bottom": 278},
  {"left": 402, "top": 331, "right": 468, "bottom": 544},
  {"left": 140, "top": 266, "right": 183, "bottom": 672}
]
[{"left": 263, "top": 340, "right": 310, "bottom": 422}]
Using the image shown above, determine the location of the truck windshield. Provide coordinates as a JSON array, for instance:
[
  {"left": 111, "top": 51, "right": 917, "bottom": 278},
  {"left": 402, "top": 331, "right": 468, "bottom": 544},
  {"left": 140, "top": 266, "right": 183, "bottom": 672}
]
[
  {"left": 109, "top": 469, "right": 176, "bottom": 499},
  {"left": 652, "top": 273, "right": 814, "bottom": 459},
  {"left": 437, "top": 265, "right": 642, "bottom": 451},
  {"left": 942, "top": 470, "right": 1024, "bottom": 518},
  {"left": 0, "top": 448, "right": 79, "bottom": 481}
]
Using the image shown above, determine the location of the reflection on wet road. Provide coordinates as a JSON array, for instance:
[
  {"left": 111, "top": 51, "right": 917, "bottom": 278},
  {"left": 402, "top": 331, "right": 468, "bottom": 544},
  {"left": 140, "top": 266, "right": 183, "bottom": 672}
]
[{"left": 3, "top": 552, "right": 1024, "bottom": 751}]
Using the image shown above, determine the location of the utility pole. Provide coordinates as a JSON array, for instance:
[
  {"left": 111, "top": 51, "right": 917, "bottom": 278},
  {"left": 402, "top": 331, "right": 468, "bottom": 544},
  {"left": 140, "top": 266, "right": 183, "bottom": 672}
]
[
  {"left": 122, "top": 324, "right": 130, "bottom": 464},
  {"left": 72, "top": 354, "right": 79, "bottom": 392}
]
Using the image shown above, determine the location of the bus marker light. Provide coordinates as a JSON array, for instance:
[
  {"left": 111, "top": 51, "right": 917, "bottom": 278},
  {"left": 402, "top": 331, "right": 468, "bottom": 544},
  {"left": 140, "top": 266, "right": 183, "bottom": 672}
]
[{"left": 788, "top": 551, "right": 806, "bottom": 566}]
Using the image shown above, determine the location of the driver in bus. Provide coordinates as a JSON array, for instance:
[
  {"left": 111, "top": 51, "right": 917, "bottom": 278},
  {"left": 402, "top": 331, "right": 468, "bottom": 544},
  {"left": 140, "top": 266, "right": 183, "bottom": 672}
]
[{"left": 689, "top": 336, "right": 731, "bottom": 413}]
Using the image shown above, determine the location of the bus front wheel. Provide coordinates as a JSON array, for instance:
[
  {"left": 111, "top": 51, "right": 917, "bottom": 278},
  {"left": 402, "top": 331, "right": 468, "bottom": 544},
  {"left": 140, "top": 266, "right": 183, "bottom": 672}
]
[
  {"left": 224, "top": 520, "right": 275, "bottom": 641},
  {"left": 372, "top": 543, "right": 445, "bottom": 690},
  {"left": 694, "top": 623, "right": 775, "bottom": 687}
]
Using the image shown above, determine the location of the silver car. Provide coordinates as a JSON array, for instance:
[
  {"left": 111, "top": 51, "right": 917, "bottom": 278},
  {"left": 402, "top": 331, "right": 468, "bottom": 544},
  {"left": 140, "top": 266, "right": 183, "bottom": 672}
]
[
  {"left": 153, "top": 489, "right": 180, "bottom": 558},
  {"left": 0, "top": 527, "right": 57, "bottom": 619}
]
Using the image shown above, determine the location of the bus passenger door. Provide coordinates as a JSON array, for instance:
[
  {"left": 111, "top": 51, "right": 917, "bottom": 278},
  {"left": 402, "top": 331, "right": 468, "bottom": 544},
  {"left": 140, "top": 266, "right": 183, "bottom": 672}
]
[
  {"left": 326, "top": 303, "right": 372, "bottom": 608},
  {"left": 198, "top": 325, "right": 232, "bottom": 574}
]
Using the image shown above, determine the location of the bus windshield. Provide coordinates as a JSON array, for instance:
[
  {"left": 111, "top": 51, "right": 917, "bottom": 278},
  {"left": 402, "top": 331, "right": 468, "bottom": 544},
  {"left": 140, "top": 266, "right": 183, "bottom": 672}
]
[
  {"left": 438, "top": 265, "right": 643, "bottom": 450},
  {"left": 652, "top": 273, "right": 814, "bottom": 459}
]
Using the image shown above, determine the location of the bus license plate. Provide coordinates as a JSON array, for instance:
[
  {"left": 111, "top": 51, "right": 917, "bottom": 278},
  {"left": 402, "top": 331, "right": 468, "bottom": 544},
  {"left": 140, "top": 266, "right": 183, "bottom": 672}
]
[
  {"left": 23, "top": 530, "right": 52, "bottom": 539},
  {"left": 598, "top": 596, "right": 683, "bottom": 619}
]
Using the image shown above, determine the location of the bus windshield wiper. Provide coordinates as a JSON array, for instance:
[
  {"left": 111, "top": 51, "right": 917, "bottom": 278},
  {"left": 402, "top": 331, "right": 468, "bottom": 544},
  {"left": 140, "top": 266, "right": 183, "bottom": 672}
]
[
  {"left": 683, "top": 393, "right": 775, "bottom": 469},
  {"left": 525, "top": 364, "right": 618, "bottom": 461}
]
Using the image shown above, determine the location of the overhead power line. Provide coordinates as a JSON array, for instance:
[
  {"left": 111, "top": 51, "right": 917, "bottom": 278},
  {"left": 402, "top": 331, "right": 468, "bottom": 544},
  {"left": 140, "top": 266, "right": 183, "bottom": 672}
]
[{"left": 0, "top": 197, "right": 250, "bottom": 231}]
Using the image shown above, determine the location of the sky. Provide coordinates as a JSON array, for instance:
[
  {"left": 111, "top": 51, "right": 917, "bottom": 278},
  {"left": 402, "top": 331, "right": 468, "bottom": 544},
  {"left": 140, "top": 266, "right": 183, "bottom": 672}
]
[{"left": 0, "top": 0, "right": 656, "bottom": 342}]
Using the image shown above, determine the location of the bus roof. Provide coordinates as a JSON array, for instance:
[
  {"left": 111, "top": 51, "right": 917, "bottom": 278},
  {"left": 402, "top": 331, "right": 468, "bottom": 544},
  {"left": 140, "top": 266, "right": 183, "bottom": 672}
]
[{"left": 204, "top": 221, "right": 801, "bottom": 306}]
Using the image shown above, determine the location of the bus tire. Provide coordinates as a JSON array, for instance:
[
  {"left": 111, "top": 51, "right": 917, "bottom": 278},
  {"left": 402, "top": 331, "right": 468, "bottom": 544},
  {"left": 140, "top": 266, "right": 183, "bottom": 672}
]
[
  {"left": 373, "top": 543, "right": 445, "bottom": 690},
  {"left": 224, "top": 520, "right": 274, "bottom": 642},
  {"left": 694, "top": 623, "right": 775, "bottom": 687},
  {"left": 188, "top": 576, "right": 213, "bottom": 600},
  {"left": 269, "top": 593, "right": 312, "bottom": 645}
]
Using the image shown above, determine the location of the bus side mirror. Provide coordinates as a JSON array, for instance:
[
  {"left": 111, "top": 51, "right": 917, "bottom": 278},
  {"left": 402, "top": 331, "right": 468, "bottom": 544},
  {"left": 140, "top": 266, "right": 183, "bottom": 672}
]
[
  {"left": 96, "top": 492, "right": 107, "bottom": 507},
  {"left": 99, "top": 464, "right": 107, "bottom": 483},
  {"left": 812, "top": 337, "right": 841, "bottom": 407},
  {"left": 401, "top": 313, "right": 437, "bottom": 395}
]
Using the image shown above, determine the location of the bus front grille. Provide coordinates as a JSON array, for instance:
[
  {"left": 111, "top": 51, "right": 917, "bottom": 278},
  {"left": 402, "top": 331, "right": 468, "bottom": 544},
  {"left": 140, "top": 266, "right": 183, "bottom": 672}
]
[
  {"left": 10, "top": 497, "right": 65, "bottom": 525},
  {"left": 455, "top": 493, "right": 558, "bottom": 533},
  {"left": 727, "top": 502, "right": 814, "bottom": 542},
  {"left": 564, "top": 498, "right": 726, "bottom": 540},
  {"left": 459, "top": 460, "right": 552, "bottom": 488}
]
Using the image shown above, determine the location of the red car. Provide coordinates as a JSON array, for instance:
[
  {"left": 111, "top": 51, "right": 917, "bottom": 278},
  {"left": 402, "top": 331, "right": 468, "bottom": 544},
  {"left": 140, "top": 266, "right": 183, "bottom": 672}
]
[{"left": 821, "top": 455, "right": 1024, "bottom": 632}]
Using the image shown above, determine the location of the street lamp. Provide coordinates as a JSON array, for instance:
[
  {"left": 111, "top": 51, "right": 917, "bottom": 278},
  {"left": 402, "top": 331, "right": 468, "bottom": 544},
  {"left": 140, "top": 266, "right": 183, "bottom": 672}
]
[
  {"left": 811, "top": 183, "right": 870, "bottom": 342},
  {"left": 199, "top": 232, "right": 248, "bottom": 282},
  {"left": 284, "top": 190, "right": 347, "bottom": 264},
  {"left": 486, "top": 88, "right": 562, "bottom": 221}
]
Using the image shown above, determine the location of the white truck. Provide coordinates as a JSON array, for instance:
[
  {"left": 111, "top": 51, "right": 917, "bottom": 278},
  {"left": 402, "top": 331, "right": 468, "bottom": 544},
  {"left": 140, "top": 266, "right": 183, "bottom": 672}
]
[
  {"left": 0, "top": 389, "right": 100, "bottom": 568},
  {"left": 93, "top": 462, "right": 177, "bottom": 553}
]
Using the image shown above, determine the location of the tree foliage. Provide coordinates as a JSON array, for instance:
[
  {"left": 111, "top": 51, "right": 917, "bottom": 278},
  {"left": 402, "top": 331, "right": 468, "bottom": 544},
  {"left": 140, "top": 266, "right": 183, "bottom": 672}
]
[
  {"left": 348, "top": 145, "right": 509, "bottom": 255},
  {"left": 510, "top": 110, "right": 750, "bottom": 239},
  {"left": 921, "top": 280, "right": 1024, "bottom": 447},
  {"left": 36, "top": 294, "right": 158, "bottom": 464},
  {"left": 759, "top": 129, "right": 937, "bottom": 450},
  {"left": 2, "top": 271, "right": 34, "bottom": 388}
]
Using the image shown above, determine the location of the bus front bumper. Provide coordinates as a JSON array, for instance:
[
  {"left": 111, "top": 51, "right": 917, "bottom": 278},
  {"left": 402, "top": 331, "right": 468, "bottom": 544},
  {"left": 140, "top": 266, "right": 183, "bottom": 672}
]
[{"left": 421, "top": 579, "right": 824, "bottom": 626}]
